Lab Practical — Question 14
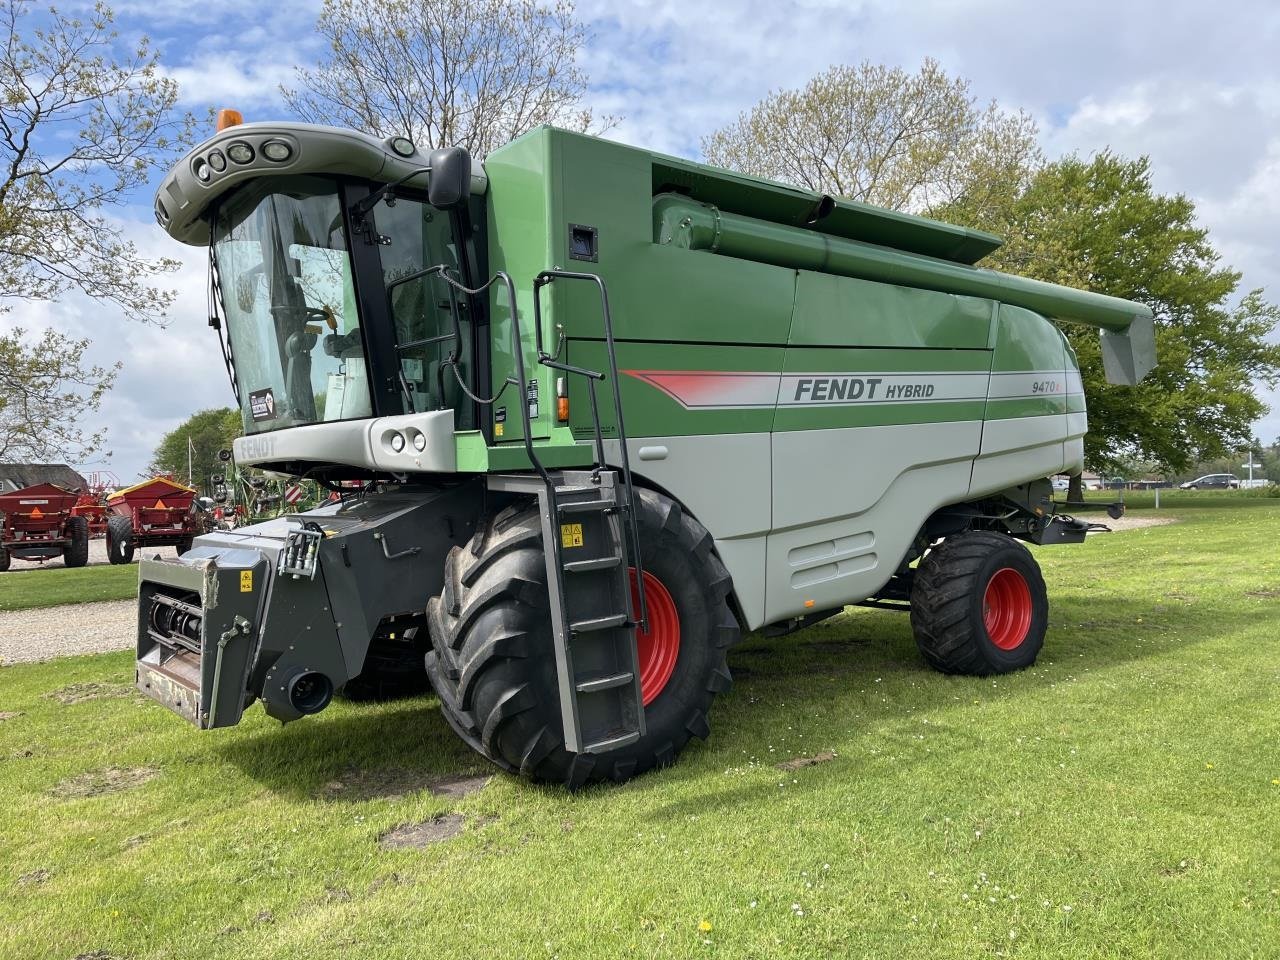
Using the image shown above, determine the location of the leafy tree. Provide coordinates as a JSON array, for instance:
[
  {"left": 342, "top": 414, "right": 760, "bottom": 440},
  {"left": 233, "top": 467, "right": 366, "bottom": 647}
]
[
  {"left": 150, "top": 408, "right": 241, "bottom": 490},
  {"left": 282, "top": 0, "right": 611, "bottom": 158},
  {"left": 0, "top": 326, "right": 119, "bottom": 462},
  {"left": 701, "top": 58, "right": 1040, "bottom": 213},
  {"left": 942, "top": 153, "right": 1280, "bottom": 479},
  {"left": 0, "top": 0, "right": 193, "bottom": 323}
]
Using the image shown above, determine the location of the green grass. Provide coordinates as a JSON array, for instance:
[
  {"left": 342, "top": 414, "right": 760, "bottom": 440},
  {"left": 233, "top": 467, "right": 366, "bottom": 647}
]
[
  {"left": 2, "top": 502, "right": 1278, "bottom": 959},
  {"left": 0, "top": 563, "right": 139, "bottom": 611}
]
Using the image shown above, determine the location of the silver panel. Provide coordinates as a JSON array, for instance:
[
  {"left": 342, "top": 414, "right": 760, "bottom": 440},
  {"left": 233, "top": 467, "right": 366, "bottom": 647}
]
[{"left": 233, "top": 409, "right": 457, "bottom": 473}]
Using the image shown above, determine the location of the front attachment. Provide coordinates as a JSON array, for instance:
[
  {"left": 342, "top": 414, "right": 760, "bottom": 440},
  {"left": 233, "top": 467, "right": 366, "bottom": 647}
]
[{"left": 135, "top": 484, "right": 482, "bottom": 730}]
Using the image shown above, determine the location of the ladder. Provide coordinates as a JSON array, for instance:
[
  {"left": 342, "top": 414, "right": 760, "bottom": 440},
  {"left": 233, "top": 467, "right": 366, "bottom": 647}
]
[
  {"left": 490, "top": 469, "right": 643, "bottom": 753},
  {"left": 435, "top": 268, "right": 649, "bottom": 755}
]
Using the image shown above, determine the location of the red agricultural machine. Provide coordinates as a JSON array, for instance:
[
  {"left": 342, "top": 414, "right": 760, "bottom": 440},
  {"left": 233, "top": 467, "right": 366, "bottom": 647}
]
[
  {"left": 70, "top": 471, "right": 121, "bottom": 539},
  {"left": 105, "top": 477, "right": 204, "bottom": 565},
  {"left": 0, "top": 483, "right": 90, "bottom": 571}
]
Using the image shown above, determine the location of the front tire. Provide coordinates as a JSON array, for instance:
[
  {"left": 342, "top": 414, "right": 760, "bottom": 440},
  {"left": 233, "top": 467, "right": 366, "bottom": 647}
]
[
  {"left": 0, "top": 546, "right": 9, "bottom": 572},
  {"left": 106, "top": 516, "right": 135, "bottom": 565},
  {"left": 910, "top": 530, "right": 1047, "bottom": 675},
  {"left": 425, "top": 489, "right": 739, "bottom": 787},
  {"left": 62, "top": 516, "right": 90, "bottom": 568}
]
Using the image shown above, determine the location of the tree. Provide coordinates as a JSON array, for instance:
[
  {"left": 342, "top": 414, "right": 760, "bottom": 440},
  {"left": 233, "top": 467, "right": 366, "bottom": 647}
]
[
  {"left": 150, "top": 408, "right": 241, "bottom": 489},
  {"left": 942, "top": 152, "right": 1280, "bottom": 478},
  {"left": 700, "top": 59, "right": 1040, "bottom": 213},
  {"left": 282, "top": 0, "right": 610, "bottom": 158},
  {"left": 0, "top": 1, "right": 193, "bottom": 323},
  {"left": 0, "top": 326, "right": 119, "bottom": 462}
]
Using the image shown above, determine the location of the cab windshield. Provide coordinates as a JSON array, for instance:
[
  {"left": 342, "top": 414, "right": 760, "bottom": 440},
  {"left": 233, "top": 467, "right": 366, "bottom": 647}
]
[{"left": 213, "top": 175, "right": 370, "bottom": 434}]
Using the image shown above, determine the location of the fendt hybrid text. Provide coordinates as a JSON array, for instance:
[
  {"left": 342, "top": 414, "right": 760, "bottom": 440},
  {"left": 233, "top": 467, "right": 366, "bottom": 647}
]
[{"left": 136, "top": 113, "right": 1156, "bottom": 786}]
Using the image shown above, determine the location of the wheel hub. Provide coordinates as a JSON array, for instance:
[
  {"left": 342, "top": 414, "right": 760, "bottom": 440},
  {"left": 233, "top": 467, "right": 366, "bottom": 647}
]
[
  {"left": 983, "top": 566, "right": 1033, "bottom": 650},
  {"left": 630, "top": 568, "right": 680, "bottom": 705}
]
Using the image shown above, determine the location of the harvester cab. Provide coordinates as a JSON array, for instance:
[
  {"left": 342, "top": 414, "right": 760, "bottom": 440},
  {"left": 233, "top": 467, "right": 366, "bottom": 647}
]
[{"left": 137, "top": 112, "right": 1155, "bottom": 786}]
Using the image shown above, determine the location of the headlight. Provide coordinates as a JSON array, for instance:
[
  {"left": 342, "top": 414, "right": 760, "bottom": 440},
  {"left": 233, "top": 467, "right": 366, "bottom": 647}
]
[
  {"left": 193, "top": 158, "right": 210, "bottom": 181},
  {"left": 390, "top": 432, "right": 405, "bottom": 453},
  {"left": 227, "top": 142, "right": 254, "bottom": 164},
  {"left": 262, "top": 140, "right": 292, "bottom": 162},
  {"left": 390, "top": 136, "right": 415, "bottom": 157},
  {"left": 207, "top": 150, "right": 227, "bottom": 172},
  {"left": 412, "top": 432, "right": 426, "bottom": 452}
]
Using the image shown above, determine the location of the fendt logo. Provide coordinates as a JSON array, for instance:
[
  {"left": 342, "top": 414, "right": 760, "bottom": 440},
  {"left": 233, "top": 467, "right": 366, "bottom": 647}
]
[
  {"left": 791, "top": 377, "right": 939, "bottom": 402},
  {"left": 236, "top": 435, "right": 277, "bottom": 460}
]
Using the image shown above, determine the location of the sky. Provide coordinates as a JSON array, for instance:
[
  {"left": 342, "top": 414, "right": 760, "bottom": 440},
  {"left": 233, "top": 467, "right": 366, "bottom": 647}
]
[{"left": 5, "top": 0, "right": 1280, "bottom": 481}]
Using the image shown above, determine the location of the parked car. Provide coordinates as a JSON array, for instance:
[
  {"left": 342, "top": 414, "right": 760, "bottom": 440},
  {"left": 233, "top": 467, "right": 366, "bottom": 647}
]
[
  {"left": 1051, "top": 476, "right": 1071, "bottom": 492},
  {"left": 1179, "top": 473, "right": 1240, "bottom": 489}
]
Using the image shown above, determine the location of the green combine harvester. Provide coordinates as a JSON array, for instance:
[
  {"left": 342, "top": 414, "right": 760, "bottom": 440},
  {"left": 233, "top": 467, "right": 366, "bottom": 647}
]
[{"left": 137, "top": 114, "right": 1155, "bottom": 785}]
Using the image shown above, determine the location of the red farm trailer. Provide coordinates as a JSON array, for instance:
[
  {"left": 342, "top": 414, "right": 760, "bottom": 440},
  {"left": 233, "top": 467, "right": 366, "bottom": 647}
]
[
  {"left": 105, "top": 477, "right": 202, "bottom": 565},
  {"left": 0, "top": 483, "right": 90, "bottom": 571}
]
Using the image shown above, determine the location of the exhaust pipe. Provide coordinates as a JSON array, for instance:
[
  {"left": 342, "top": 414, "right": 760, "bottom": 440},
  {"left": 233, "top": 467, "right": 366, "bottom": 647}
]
[
  {"left": 263, "top": 666, "right": 334, "bottom": 721},
  {"left": 287, "top": 669, "right": 333, "bottom": 715}
]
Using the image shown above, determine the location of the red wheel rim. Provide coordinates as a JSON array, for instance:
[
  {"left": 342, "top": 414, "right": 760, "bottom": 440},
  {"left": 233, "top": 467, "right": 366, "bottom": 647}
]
[
  {"left": 983, "top": 567, "right": 1033, "bottom": 650},
  {"left": 630, "top": 568, "right": 680, "bottom": 706}
]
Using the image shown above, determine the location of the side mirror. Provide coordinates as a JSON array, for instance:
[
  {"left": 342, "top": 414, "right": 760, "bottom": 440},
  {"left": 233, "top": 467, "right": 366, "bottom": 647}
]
[{"left": 427, "top": 147, "right": 472, "bottom": 210}]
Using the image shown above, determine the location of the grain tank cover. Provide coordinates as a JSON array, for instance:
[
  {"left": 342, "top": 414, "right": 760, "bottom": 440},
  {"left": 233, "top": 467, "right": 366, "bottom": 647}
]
[{"left": 651, "top": 155, "right": 1003, "bottom": 265}]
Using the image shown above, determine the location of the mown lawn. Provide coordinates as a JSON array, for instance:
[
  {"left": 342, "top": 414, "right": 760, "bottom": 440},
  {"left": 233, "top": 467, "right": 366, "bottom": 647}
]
[
  {"left": 1, "top": 501, "right": 1277, "bottom": 959},
  {"left": 0, "top": 563, "right": 139, "bottom": 611}
]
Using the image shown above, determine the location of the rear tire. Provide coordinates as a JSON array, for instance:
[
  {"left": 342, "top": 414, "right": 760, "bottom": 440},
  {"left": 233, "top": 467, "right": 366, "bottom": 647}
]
[
  {"left": 910, "top": 530, "right": 1047, "bottom": 675},
  {"left": 106, "top": 516, "right": 135, "bottom": 565},
  {"left": 62, "top": 516, "right": 90, "bottom": 568},
  {"left": 425, "top": 489, "right": 739, "bottom": 787}
]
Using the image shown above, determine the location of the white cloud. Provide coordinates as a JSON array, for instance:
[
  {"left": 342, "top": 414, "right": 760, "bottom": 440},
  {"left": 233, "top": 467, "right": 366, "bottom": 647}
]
[
  {"left": 160, "top": 54, "right": 300, "bottom": 110},
  {"left": 1, "top": 212, "right": 228, "bottom": 481}
]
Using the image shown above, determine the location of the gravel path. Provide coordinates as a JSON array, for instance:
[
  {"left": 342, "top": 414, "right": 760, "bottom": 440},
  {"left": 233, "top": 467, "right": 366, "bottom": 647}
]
[
  {"left": 1092, "top": 515, "right": 1178, "bottom": 532},
  {"left": 0, "top": 599, "right": 136, "bottom": 665}
]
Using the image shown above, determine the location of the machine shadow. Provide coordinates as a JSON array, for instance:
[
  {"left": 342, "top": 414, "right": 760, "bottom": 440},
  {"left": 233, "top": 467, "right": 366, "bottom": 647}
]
[
  {"left": 215, "top": 577, "right": 1245, "bottom": 805},
  {"left": 216, "top": 696, "right": 488, "bottom": 802}
]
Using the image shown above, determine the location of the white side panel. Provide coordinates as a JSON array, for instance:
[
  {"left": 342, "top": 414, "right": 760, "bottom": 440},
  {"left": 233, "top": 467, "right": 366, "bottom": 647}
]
[
  {"left": 765, "top": 422, "right": 982, "bottom": 623},
  {"left": 713, "top": 535, "right": 768, "bottom": 629},
  {"left": 1064, "top": 410, "right": 1088, "bottom": 475},
  {"left": 970, "top": 416, "right": 1067, "bottom": 497},
  {"left": 607, "top": 434, "right": 772, "bottom": 540},
  {"left": 605, "top": 434, "right": 774, "bottom": 630}
]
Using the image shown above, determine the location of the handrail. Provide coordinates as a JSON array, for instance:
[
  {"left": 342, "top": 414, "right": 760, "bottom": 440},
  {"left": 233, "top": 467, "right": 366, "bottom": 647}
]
[{"left": 533, "top": 270, "right": 648, "bottom": 632}]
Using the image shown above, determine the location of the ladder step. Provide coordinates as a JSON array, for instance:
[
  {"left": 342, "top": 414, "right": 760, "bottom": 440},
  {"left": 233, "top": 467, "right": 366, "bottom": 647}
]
[
  {"left": 575, "top": 671, "right": 635, "bottom": 694},
  {"left": 570, "top": 613, "right": 629, "bottom": 634},
  {"left": 563, "top": 555, "right": 622, "bottom": 573},
  {"left": 584, "top": 730, "right": 642, "bottom": 753},
  {"left": 558, "top": 497, "right": 617, "bottom": 515}
]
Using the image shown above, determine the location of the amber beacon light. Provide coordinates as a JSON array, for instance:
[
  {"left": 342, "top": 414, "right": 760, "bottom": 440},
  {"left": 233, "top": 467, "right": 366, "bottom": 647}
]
[{"left": 216, "top": 108, "right": 244, "bottom": 131}]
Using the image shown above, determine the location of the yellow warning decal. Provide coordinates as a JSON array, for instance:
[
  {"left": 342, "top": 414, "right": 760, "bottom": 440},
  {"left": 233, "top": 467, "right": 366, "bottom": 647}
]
[
  {"left": 494, "top": 422, "right": 504, "bottom": 437},
  {"left": 240, "top": 570, "right": 253, "bottom": 592},
  {"left": 560, "top": 523, "right": 584, "bottom": 548}
]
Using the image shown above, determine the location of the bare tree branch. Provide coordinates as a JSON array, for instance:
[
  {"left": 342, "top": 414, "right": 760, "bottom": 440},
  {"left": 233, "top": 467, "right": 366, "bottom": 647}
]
[
  {"left": 0, "top": 0, "right": 195, "bottom": 324},
  {"left": 281, "top": 0, "right": 615, "bottom": 158}
]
